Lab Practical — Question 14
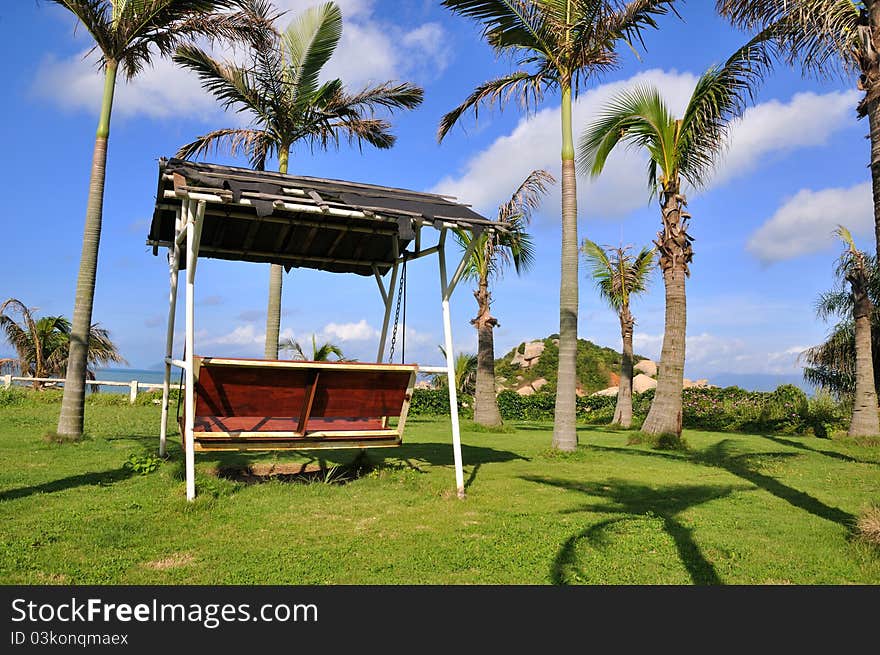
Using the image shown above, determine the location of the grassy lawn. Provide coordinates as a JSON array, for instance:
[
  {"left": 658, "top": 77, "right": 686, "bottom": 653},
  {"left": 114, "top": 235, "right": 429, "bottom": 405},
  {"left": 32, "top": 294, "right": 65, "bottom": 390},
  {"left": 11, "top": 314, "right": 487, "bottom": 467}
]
[{"left": 1, "top": 399, "right": 879, "bottom": 584}]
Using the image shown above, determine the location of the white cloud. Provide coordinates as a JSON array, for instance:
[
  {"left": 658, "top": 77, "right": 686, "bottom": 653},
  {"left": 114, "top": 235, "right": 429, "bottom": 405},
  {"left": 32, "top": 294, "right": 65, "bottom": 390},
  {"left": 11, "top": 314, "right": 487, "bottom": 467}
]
[
  {"left": 33, "top": 50, "right": 222, "bottom": 120},
  {"left": 718, "top": 91, "right": 859, "bottom": 185},
  {"left": 320, "top": 319, "right": 379, "bottom": 342},
  {"left": 747, "top": 182, "right": 872, "bottom": 262},
  {"left": 34, "top": 1, "right": 448, "bottom": 120},
  {"left": 209, "top": 324, "right": 264, "bottom": 346},
  {"left": 434, "top": 71, "right": 857, "bottom": 219},
  {"left": 633, "top": 332, "right": 805, "bottom": 376}
]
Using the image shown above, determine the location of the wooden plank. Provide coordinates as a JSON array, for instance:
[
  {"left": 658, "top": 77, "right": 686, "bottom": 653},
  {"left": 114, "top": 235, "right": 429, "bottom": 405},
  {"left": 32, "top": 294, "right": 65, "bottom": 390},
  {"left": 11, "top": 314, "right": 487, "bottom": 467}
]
[
  {"left": 297, "top": 371, "right": 320, "bottom": 434},
  {"left": 194, "top": 438, "right": 401, "bottom": 452},
  {"left": 199, "top": 357, "right": 416, "bottom": 372}
]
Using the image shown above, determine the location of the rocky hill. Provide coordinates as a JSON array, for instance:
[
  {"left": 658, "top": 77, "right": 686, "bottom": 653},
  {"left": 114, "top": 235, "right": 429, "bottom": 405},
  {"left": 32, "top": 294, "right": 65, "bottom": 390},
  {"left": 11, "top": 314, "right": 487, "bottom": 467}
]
[
  {"left": 494, "top": 336, "right": 713, "bottom": 396},
  {"left": 494, "top": 336, "right": 645, "bottom": 396}
]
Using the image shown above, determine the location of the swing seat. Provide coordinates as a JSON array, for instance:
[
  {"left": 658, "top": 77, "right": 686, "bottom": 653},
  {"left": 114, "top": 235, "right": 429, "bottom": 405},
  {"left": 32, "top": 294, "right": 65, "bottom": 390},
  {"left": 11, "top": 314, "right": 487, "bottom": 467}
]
[{"left": 181, "top": 357, "right": 417, "bottom": 452}]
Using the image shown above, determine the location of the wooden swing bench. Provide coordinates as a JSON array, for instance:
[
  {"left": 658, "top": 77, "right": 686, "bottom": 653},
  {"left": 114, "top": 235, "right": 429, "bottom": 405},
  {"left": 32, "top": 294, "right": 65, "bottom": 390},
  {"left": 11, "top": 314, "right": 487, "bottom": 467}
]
[{"left": 181, "top": 357, "right": 417, "bottom": 452}]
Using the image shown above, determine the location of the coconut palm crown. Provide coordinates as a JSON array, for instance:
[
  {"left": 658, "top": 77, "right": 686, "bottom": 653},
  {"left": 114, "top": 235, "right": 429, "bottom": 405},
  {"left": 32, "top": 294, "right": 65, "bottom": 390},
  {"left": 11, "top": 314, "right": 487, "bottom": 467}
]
[
  {"left": 438, "top": 0, "right": 679, "bottom": 452},
  {"left": 174, "top": 1, "right": 423, "bottom": 359},
  {"left": 578, "top": 40, "right": 770, "bottom": 438},
  {"left": 582, "top": 240, "right": 654, "bottom": 427}
]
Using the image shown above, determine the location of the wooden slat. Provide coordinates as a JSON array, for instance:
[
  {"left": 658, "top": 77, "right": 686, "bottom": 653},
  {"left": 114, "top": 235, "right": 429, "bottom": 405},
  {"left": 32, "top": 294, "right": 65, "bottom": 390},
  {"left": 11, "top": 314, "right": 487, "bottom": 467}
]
[
  {"left": 297, "top": 371, "right": 320, "bottom": 434},
  {"left": 194, "top": 438, "right": 401, "bottom": 452}
]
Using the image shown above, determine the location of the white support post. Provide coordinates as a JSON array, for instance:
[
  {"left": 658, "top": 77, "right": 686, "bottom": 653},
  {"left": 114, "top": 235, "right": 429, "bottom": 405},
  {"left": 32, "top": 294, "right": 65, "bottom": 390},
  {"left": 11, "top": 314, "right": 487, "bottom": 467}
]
[
  {"left": 184, "top": 200, "right": 206, "bottom": 501},
  {"left": 159, "top": 204, "right": 183, "bottom": 457},
  {"left": 438, "top": 230, "right": 466, "bottom": 499},
  {"left": 2, "top": 374, "right": 10, "bottom": 390},
  {"left": 376, "top": 261, "right": 399, "bottom": 362},
  {"left": 129, "top": 381, "right": 138, "bottom": 405}
]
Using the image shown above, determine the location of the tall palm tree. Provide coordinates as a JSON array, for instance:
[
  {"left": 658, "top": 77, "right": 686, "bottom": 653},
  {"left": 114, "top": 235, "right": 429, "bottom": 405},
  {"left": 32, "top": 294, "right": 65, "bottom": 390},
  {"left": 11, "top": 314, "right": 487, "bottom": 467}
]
[
  {"left": 717, "top": 2, "right": 880, "bottom": 259},
  {"left": 578, "top": 43, "right": 769, "bottom": 439},
  {"left": 437, "top": 0, "right": 677, "bottom": 451},
  {"left": 456, "top": 169, "right": 554, "bottom": 426},
  {"left": 280, "top": 334, "right": 346, "bottom": 361},
  {"left": 50, "top": 0, "right": 266, "bottom": 439},
  {"left": 174, "top": 1, "right": 423, "bottom": 359},
  {"left": 829, "top": 226, "right": 879, "bottom": 435},
  {"left": 0, "top": 299, "right": 125, "bottom": 391},
  {"left": 581, "top": 240, "right": 654, "bottom": 428}
]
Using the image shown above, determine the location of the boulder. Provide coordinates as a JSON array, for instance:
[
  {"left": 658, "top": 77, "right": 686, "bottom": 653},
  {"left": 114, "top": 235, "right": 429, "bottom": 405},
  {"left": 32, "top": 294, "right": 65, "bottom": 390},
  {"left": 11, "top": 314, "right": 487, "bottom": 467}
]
[
  {"left": 415, "top": 380, "right": 434, "bottom": 390},
  {"left": 634, "top": 359, "right": 658, "bottom": 377},
  {"left": 511, "top": 340, "right": 546, "bottom": 367},
  {"left": 632, "top": 373, "right": 658, "bottom": 393},
  {"left": 531, "top": 378, "right": 549, "bottom": 391},
  {"left": 682, "top": 378, "right": 694, "bottom": 389},
  {"left": 516, "top": 385, "right": 535, "bottom": 397},
  {"left": 592, "top": 386, "right": 619, "bottom": 397}
]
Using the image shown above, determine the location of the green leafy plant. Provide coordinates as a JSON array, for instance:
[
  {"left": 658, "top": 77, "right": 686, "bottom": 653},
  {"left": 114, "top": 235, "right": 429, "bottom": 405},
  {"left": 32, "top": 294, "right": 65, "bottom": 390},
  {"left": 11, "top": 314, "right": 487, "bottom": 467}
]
[{"left": 124, "top": 453, "right": 162, "bottom": 475}]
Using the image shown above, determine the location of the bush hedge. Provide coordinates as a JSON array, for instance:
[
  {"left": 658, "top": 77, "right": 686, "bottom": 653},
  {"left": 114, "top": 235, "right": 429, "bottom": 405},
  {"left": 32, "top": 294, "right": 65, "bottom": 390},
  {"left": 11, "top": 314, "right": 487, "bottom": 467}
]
[{"left": 410, "top": 384, "right": 848, "bottom": 436}]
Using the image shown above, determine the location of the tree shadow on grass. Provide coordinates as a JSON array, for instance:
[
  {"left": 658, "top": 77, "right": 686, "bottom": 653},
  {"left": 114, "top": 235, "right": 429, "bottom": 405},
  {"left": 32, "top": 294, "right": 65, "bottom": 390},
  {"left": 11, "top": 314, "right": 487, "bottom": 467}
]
[
  {"left": 758, "top": 434, "right": 879, "bottom": 466},
  {"left": 522, "top": 476, "right": 743, "bottom": 585},
  {"left": 584, "top": 440, "right": 856, "bottom": 530},
  {"left": 0, "top": 467, "right": 137, "bottom": 502}
]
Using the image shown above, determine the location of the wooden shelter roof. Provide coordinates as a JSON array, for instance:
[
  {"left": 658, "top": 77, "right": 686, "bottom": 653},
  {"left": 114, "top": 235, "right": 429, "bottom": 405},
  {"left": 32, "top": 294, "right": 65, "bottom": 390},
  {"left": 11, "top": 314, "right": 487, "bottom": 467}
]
[{"left": 147, "top": 159, "right": 494, "bottom": 276}]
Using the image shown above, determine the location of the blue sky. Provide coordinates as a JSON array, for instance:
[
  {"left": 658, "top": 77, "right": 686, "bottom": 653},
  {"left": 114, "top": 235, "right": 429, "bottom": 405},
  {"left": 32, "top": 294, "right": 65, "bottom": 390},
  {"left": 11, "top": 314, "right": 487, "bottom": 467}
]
[{"left": 0, "top": 1, "right": 872, "bottom": 385}]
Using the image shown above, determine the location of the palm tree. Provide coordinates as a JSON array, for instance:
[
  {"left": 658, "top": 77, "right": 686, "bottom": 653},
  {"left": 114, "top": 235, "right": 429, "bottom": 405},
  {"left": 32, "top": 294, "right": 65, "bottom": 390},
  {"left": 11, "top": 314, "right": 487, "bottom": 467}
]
[
  {"left": 456, "top": 169, "right": 554, "bottom": 426},
  {"left": 0, "top": 299, "right": 125, "bottom": 391},
  {"left": 803, "top": 263, "right": 880, "bottom": 399},
  {"left": 174, "top": 1, "right": 423, "bottom": 359},
  {"left": 826, "top": 227, "right": 878, "bottom": 435},
  {"left": 581, "top": 240, "right": 654, "bottom": 428},
  {"left": 280, "top": 334, "right": 346, "bottom": 361},
  {"left": 578, "top": 43, "right": 768, "bottom": 440},
  {"left": 434, "top": 347, "right": 478, "bottom": 396},
  {"left": 717, "top": 1, "right": 880, "bottom": 260},
  {"left": 50, "top": 0, "right": 265, "bottom": 439},
  {"left": 437, "top": 0, "right": 677, "bottom": 452}
]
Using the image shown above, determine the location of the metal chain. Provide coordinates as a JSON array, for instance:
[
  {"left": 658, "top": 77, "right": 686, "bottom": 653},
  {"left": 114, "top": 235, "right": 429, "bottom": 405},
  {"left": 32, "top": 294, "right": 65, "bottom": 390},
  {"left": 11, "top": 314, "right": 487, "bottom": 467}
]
[{"left": 388, "top": 261, "right": 406, "bottom": 363}]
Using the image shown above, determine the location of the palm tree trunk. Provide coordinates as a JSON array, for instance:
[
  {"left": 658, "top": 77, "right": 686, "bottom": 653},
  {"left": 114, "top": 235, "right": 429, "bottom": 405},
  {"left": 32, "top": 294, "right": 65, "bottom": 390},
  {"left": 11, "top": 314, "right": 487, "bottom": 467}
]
[
  {"left": 264, "top": 265, "right": 283, "bottom": 359},
  {"left": 264, "top": 149, "right": 290, "bottom": 359},
  {"left": 57, "top": 60, "right": 118, "bottom": 438},
  {"left": 867, "top": 105, "right": 880, "bottom": 262},
  {"left": 472, "top": 278, "right": 502, "bottom": 426},
  {"left": 642, "top": 191, "right": 691, "bottom": 439},
  {"left": 868, "top": 3, "right": 880, "bottom": 262},
  {"left": 552, "top": 84, "right": 579, "bottom": 452},
  {"left": 612, "top": 307, "right": 634, "bottom": 428},
  {"left": 849, "top": 276, "right": 879, "bottom": 436}
]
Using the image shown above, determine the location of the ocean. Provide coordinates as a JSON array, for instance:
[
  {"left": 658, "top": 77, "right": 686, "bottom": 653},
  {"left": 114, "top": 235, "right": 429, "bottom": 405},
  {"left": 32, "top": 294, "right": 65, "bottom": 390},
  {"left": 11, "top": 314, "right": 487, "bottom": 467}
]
[{"left": 91, "top": 368, "right": 169, "bottom": 394}]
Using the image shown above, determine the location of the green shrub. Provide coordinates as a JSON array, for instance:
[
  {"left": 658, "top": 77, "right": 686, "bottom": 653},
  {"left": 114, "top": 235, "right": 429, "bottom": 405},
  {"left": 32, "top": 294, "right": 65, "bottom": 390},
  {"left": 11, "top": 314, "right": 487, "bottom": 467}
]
[
  {"left": 408, "top": 389, "right": 472, "bottom": 417},
  {"left": 123, "top": 453, "right": 162, "bottom": 475},
  {"left": 0, "top": 388, "right": 27, "bottom": 406}
]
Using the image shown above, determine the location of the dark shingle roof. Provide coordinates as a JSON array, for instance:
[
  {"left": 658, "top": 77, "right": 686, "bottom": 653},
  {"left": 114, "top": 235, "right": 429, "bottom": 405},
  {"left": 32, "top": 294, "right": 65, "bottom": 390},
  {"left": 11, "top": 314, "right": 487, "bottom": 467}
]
[{"left": 148, "top": 159, "right": 494, "bottom": 276}]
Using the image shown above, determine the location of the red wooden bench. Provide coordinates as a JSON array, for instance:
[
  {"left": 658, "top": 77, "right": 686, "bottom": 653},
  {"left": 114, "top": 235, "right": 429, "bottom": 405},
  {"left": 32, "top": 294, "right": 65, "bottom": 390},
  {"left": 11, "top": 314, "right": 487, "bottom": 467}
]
[{"left": 180, "top": 357, "right": 417, "bottom": 452}]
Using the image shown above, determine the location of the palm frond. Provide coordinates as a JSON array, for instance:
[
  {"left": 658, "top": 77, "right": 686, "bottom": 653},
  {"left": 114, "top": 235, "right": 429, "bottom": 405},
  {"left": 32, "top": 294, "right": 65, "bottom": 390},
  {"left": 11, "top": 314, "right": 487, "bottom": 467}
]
[
  {"left": 175, "top": 127, "right": 275, "bottom": 169},
  {"left": 442, "top": 0, "right": 555, "bottom": 58},
  {"left": 437, "top": 70, "right": 548, "bottom": 142},
  {"left": 717, "top": 0, "right": 861, "bottom": 79},
  {"left": 282, "top": 2, "right": 343, "bottom": 102},
  {"left": 676, "top": 32, "right": 775, "bottom": 188},
  {"left": 578, "top": 84, "right": 674, "bottom": 185}
]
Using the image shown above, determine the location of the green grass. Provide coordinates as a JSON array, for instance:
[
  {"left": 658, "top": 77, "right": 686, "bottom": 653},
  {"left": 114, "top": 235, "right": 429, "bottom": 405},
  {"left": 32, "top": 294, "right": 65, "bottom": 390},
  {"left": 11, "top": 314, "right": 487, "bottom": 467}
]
[{"left": 1, "top": 397, "right": 879, "bottom": 584}]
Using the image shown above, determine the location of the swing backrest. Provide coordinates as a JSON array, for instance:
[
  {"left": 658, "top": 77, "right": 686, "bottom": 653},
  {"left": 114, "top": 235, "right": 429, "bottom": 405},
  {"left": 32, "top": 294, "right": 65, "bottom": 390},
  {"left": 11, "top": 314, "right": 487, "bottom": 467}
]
[{"left": 183, "top": 357, "right": 417, "bottom": 451}]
